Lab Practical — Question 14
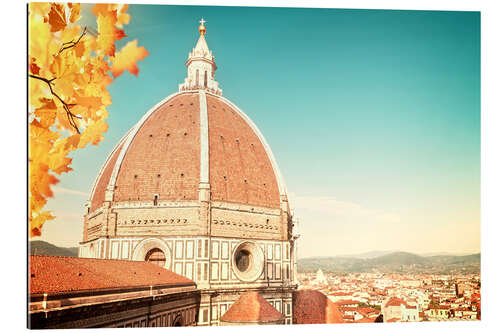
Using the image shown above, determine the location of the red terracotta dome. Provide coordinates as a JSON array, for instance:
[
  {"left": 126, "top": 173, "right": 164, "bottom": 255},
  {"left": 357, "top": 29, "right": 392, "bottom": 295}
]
[
  {"left": 293, "top": 290, "right": 345, "bottom": 324},
  {"left": 220, "top": 291, "right": 284, "bottom": 324},
  {"left": 88, "top": 91, "right": 286, "bottom": 213}
]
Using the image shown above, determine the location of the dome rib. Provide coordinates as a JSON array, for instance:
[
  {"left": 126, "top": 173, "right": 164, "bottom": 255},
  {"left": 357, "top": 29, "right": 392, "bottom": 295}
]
[{"left": 88, "top": 128, "right": 132, "bottom": 212}]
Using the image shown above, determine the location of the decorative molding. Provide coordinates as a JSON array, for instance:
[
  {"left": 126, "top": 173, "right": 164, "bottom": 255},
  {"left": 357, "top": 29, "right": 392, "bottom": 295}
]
[
  {"left": 210, "top": 201, "right": 281, "bottom": 215},
  {"left": 118, "top": 218, "right": 188, "bottom": 226},
  {"left": 87, "top": 209, "right": 104, "bottom": 220},
  {"left": 212, "top": 219, "right": 279, "bottom": 231}
]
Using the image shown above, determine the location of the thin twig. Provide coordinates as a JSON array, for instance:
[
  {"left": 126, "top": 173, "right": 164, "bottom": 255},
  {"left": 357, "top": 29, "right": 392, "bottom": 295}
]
[
  {"left": 29, "top": 74, "right": 81, "bottom": 133},
  {"left": 58, "top": 27, "right": 87, "bottom": 55}
]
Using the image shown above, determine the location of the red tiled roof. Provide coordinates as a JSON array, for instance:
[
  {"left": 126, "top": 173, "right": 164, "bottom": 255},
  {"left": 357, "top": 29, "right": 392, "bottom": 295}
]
[
  {"left": 387, "top": 318, "right": 399, "bottom": 323},
  {"left": 329, "top": 292, "right": 351, "bottom": 296},
  {"left": 335, "top": 300, "right": 359, "bottom": 306},
  {"left": 293, "top": 290, "right": 344, "bottom": 324},
  {"left": 29, "top": 255, "right": 194, "bottom": 295},
  {"left": 354, "top": 317, "right": 376, "bottom": 323},
  {"left": 356, "top": 307, "right": 379, "bottom": 316},
  {"left": 385, "top": 297, "right": 406, "bottom": 308},
  {"left": 220, "top": 291, "right": 284, "bottom": 324}
]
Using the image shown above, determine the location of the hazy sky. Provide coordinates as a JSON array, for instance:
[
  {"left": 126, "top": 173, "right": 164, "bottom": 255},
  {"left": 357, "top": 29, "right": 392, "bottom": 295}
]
[{"left": 36, "top": 4, "right": 480, "bottom": 258}]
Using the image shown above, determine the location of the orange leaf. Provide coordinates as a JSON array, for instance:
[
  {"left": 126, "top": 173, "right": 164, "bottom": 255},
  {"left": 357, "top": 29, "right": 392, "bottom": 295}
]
[
  {"left": 30, "top": 58, "right": 41, "bottom": 75},
  {"left": 34, "top": 98, "right": 58, "bottom": 129},
  {"left": 48, "top": 3, "right": 67, "bottom": 32},
  {"left": 91, "top": 3, "right": 110, "bottom": 17},
  {"left": 110, "top": 40, "right": 149, "bottom": 77}
]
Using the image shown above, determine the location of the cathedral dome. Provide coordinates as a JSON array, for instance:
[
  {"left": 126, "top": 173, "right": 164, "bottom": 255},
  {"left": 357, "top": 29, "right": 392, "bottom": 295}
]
[
  {"left": 88, "top": 22, "right": 287, "bottom": 214},
  {"left": 88, "top": 90, "right": 286, "bottom": 212}
]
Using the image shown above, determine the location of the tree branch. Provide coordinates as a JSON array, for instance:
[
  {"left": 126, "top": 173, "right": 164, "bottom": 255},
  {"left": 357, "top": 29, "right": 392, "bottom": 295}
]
[
  {"left": 29, "top": 74, "right": 81, "bottom": 134},
  {"left": 58, "top": 27, "right": 87, "bottom": 55}
]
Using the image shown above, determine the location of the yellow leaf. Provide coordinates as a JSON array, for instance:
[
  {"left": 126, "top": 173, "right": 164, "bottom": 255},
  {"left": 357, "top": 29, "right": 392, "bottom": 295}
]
[
  {"left": 110, "top": 40, "right": 149, "bottom": 77},
  {"left": 97, "top": 10, "right": 126, "bottom": 56},
  {"left": 29, "top": 16, "right": 52, "bottom": 71},
  {"left": 69, "top": 3, "right": 81, "bottom": 23},
  {"left": 30, "top": 210, "right": 55, "bottom": 237},
  {"left": 116, "top": 4, "right": 130, "bottom": 28},
  {"left": 78, "top": 119, "right": 108, "bottom": 148},
  {"left": 34, "top": 98, "right": 58, "bottom": 129},
  {"left": 29, "top": 2, "right": 51, "bottom": 17}
]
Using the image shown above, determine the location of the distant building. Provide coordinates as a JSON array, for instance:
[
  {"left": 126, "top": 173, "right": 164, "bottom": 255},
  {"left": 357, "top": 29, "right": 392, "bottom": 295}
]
[
  {"left": 314, "top": 269, "right": 328, "bottom": 285},
  {"left": 381, "top": 297, "right": 420, "bottom": 323}
]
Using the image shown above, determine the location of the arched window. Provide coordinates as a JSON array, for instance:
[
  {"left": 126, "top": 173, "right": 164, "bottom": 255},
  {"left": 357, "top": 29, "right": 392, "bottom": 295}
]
[
  {"left": 172, "top": 315, "right": 182, "bottom": 327},
  {"left": 145, "top": 248, "right": 166, "bottom": 267},
  {"left": 204, "top": 71, "right": 208, "bottom": 87},
  {"left": 195, "top": 69, "right": 199, "bottom": 87}
]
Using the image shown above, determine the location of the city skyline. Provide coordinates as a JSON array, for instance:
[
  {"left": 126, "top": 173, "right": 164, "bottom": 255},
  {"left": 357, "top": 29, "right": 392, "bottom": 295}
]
[{"left": 35, "top": 4, "right": 480, "bottom": 258}]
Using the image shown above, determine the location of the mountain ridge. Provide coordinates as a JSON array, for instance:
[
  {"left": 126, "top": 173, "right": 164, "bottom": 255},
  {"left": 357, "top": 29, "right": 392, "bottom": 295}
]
[
  {"left": 298, "top": 251, "right": 480, "bottom": 274},
  {"left": 29, "top": 240, "right": 79, "bottom": 257}
]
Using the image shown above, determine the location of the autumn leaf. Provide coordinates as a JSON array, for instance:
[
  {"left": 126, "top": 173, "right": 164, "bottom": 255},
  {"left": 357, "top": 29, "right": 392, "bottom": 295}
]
[
  {"left": 78, "top": 119, "right": 109, "bottom": 148},
  {"left": 34, "top": 98, "right": 58, "bottom": 129},
  {"left": 96, "top": 10, "right": 126, "bottom": 56},
  {"left": 48, "top": 3, "right": 67, "bottom": 32},
  {"left": 30, "top": 211, "right": 56, "bottom": 237},
  {"left": 110, "top": 40, "right": 149, "bottom": 77},
  {"left": 29, "top": 58, "right": 41, "bottom": 75},
  {"left": 69, "top": 3, "right": 81, "bottom": 23},
  {"left": 116, "top": 4, "right": 130, "bottom": 28}
]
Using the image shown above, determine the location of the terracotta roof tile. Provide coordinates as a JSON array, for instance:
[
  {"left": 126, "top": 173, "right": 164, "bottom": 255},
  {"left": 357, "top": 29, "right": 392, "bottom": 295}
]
[
  {"left": 354, "top": 317, "right": 376, "bottom": 323},
  {"left": 29, "top": 255, "right": 194, "bottom": 295},
  {"left": 385, "top": 297, "right": 407, "bottom": 308},
  {"left": 293, "top": 290, "right": 344, "bottom": 324},
  {"left": 220, "top": 291, "right": 284, "bottom": 323}
]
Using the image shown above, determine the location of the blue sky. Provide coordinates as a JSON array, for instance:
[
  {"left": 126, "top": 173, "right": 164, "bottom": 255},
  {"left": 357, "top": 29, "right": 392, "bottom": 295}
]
[{"left": 39, "top": 5, "right": 480, "bottom": 258}]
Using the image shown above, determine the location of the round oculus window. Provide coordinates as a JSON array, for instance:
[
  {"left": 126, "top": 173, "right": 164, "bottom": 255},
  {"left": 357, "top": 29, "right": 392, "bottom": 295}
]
[{"left": 232, "top": 241, "right": 264, "bottom": 282}]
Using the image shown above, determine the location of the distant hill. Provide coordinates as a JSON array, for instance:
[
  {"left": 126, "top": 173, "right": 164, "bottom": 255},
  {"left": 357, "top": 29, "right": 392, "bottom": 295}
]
[
  {"left": 29, "top": 240, "right": 78, "bottom": 257},
  {"left": 337, "top": 251, "right": 393, "bottom": 259},
  {"left": 298, "top": 252, "right": 480, "bottom": 274}
]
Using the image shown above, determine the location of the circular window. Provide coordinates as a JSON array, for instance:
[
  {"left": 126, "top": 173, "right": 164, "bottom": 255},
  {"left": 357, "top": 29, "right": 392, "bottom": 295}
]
[
  {"left": 145, "top": 248, "right": 166, "bottom": 267},
  {"left": 232, "top": 241, "right": 264, "bottom": 282},
  {"left": 236, "top": 249, "right": 251, "bottom": 272}
]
